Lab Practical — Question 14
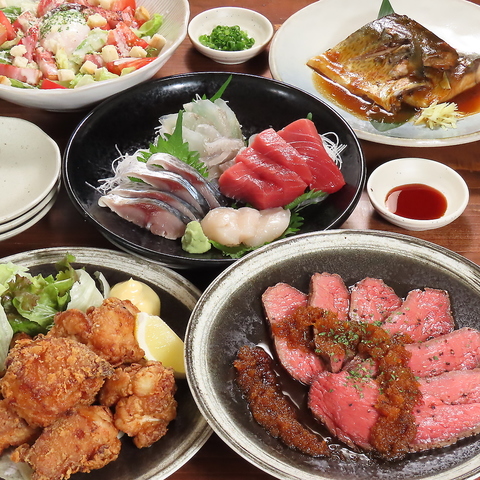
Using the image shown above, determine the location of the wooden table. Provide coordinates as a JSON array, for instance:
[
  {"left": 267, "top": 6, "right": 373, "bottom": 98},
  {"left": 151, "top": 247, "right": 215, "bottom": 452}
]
[{"left": 1, "top": 0, "right": 480, "bottom": 478}]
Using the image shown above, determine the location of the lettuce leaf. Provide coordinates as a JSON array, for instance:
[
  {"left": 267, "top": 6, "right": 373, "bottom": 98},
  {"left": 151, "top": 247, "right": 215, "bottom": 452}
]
[{"left": 0, "top": 304, "right": 13, "bottom": 371}]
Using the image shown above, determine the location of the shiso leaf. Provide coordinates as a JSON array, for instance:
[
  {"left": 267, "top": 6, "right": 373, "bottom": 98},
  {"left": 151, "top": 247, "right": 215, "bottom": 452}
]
[{"left": 378, "top": 0, "right": 395, "bottom": 18}]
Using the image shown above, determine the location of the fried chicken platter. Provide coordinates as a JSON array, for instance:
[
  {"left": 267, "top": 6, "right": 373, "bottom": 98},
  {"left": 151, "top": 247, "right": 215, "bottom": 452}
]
[{"left": 0, "top": 247, "right": 210, "bottom": 480}]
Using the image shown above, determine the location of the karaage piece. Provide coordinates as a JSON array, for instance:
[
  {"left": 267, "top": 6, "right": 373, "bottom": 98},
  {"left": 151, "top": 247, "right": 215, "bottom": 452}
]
[
  {"left": 0, "top": 399, "right": 40, "bottom": 455},
  {"left": 48, "top": 297, "right": 145, "bottom": 366},
  {"left": 0, "top": 336, "right": 114, "bottom": 427},
  {"left": 99, "top": 360, "right": 177, "bottom": 448},
  {"left": 11, "top": 405, "right": 121, "bottom": 480}
]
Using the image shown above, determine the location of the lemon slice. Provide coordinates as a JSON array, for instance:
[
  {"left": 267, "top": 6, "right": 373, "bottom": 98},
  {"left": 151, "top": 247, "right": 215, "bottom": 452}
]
[{"left": 134, "top": 311, "right": 185, "bottom": 378}]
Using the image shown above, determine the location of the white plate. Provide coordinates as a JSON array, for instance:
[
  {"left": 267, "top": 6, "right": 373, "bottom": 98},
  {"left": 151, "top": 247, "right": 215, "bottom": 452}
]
[
  {"left": 0, "top": 185, "right": 59, "bottom": 241},
  {"left": 269, "top": 0, "right": 480, "bottom": 146},
  {"left": 0, "top": 117, "right": 61, "bottom": 223},
  {"left": 0, "top": 179, "right": 60, "bottom": 234}
]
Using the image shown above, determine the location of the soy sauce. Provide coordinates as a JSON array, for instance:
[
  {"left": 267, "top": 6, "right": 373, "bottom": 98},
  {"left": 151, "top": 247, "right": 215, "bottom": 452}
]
[{"left": 385, "top": 183, "right": 448, "bottom": 220}]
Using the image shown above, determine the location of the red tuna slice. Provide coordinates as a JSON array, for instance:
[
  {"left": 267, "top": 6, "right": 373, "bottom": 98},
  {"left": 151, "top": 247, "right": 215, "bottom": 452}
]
[
  {"left": 407, "top": 327, "right": 480, "bottom": 377},
  {"left": 218, "top": 161, "right": 286, "bottom": 210},
  {"left": 218, "top": 148, "right": 307, "bottom": 209},
  {"left": 278, "top": 118, "right": 345, "bottom": 193},
  {"left": 262, "top": 283, "right": 324, "bottom": 385},
  {"left": 382, "top": 288, "right": 454, "bottom": 342},
  {"left": 349, "top": 277, "right": 402, "bottom": 323},
  {"left": 250, "top": 128, "right": 313, "bottom": 185},
  {"left": 308, "top": 370, "right": 378, "bottom": 451},
  {"left": 419, "top": 369, "right": 480, "bottom": 405}
]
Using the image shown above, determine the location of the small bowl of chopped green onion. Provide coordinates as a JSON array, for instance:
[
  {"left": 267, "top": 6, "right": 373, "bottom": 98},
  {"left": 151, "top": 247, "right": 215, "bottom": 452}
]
[{"left": 188, "top": 7, "right": 274, "bottom": 64}]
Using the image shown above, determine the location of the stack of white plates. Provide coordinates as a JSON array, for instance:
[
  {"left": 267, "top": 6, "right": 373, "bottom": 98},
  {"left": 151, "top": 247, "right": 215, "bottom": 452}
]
[{"left": 0, "top": 117, "right": 61, "bottom": 241}]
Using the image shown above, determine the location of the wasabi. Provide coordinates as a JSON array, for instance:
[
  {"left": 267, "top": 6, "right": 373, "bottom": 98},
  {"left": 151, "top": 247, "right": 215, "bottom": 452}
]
[{"left": 181, "top": 221, "right": 212, "bottom": 254}]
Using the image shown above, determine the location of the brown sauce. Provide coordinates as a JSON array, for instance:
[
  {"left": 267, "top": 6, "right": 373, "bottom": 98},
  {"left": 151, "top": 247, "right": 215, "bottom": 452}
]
[
  {"left": 386, "top": 183, "right": 448, "bottom": 220},
  {"left": 312, "top": 72, "right": 480, "bottom": 123}
]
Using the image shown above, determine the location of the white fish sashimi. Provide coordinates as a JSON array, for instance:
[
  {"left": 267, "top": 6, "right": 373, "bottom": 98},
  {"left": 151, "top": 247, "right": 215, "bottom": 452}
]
[
  {"left": 201, "top": 207, "right": 291, "bottom": 247},
  {"left": 99, "top": 194, "right": 189, "bottom": 240}
]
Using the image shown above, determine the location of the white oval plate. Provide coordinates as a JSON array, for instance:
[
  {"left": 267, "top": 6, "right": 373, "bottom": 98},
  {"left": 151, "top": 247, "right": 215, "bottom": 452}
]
[
  {"left": 0, "top": 117, "right": 61, "bottom": 223},
  {"left": 269, "top": 0, "right": 480, "bottom": 146}
]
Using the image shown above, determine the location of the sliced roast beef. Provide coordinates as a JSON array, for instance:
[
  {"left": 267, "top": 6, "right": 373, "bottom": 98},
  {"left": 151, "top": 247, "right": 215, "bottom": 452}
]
[
  {"left": 308, "top": 272, "right": 350, "bottom": 321},
  {"left": 407, "top": 327, "right": 480, "bottom": 377},
  {"left": 262, "top": 283, "right": 324, "bottom": 384},
  {"left": 349, "top": 277, "right": 402, "bottom": 323},
  {"left": 308, "top": 370, "right": 378, "bottom": 451},
  {"left": 382, "top": 288, "right": 455, "bottom": 342}
]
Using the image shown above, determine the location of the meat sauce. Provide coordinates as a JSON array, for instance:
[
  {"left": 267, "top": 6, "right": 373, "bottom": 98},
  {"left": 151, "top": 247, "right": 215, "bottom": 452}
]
[
  {"left": 235, "top": 305, "right": 422, "bottom": 460},
  {"left": 312, "top": 72, "right": 480, "bottom": 123},
  {"left": 386, "top": 183, "right": 448, "bottom": 220}
]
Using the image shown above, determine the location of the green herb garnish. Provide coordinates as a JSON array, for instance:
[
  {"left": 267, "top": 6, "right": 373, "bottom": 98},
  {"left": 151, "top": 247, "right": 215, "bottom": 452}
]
[
  {"left": 378, "top": 0, "right": 395, "bottom": 18},
  {"left": 199, "top": 25, "right": 255, "bottom": 51}
]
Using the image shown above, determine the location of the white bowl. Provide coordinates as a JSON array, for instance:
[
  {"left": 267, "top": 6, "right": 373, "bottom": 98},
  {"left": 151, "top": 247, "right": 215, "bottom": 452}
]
[
  {"left": 0, "top": 117, "right": 61, "bottom": 224},
  {"left": 188, "top": 7, "right": 274, "bottom": 64},
  {"left": 367, "top": 158, "right": 469, "bottom": 231},
  {"left": 0, "top": 0, "right": 189, "bottom": 112}
]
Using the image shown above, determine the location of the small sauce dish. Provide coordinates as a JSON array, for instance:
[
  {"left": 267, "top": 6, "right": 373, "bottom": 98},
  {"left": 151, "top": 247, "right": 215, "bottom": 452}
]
[
  {"left": 367, "top": 158, "right": 469, "bottom": 231},
  {"left": 188, "top": 7, "right": 274, "bottom": 65}
]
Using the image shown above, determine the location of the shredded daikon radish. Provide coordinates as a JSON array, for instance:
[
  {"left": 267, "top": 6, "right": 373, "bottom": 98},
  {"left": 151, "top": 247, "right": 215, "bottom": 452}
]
[{"left": 413, "top": 101, "right": 461, "bottom": 129}]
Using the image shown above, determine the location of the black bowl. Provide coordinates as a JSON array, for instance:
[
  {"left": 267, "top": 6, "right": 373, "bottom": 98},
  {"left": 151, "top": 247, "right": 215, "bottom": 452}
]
[{"left": 63, "top": 72, "right": 365, "bottom": 269}]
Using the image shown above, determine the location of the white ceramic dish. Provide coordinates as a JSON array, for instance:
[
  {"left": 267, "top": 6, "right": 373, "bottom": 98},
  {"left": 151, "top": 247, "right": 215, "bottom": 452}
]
[
  {"left": 0, "top": 179, "right": 60, "bottom": 235},
  {"left": 0, "top": 0, "right": 189, "bottom": 112},
  {"left": 0, "top": 117, "right": 61, "bottom": 223},
  {"left": 186, "top": 230, "right": 480, "bottom": 480},
  {"left": 367, "top": 158, "right": 469, "bottom": 231},
  {"left": 188, "top": 7, "right": 273, "bottom": 64},
  {"left": 269, "top": 0, "right": 480, "bottom": 146},
  {"left": 0, "top": 247, "right": 211, "bottom": 480}
]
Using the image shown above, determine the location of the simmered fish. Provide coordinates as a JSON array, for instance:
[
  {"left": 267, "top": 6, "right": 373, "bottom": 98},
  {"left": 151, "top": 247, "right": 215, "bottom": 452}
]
[{"left": 307, "top": 13, "right": 480, "bottom": 111}]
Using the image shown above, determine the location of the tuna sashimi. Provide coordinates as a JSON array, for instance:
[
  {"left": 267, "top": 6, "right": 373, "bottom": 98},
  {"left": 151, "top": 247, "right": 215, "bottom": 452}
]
[
  {"left": 407, "top": 327, "right": 480, "bottom": 377},
  {"left": 383, "top": 288, "right": 455, "bottom": 342},
  {"left": 278, "top": 119, "right": 345, "bottom": 194},
  {"left": 250, "top": 128, "right": 313, "bottom": 184},
  {"left": 262, "top": 283, "right": 324, "bottom": 385},
  {"left": 98, "top": 195, "right": 188, "bottom": 239},
  {"left": 349, "top": 277, "right": 402, "bottom": 323},
  {"left": 218, "top": 148, "right": 307, "bottom": 209},
  {"left": 217, "top": 161, "right": 287, "bottom": 210}
]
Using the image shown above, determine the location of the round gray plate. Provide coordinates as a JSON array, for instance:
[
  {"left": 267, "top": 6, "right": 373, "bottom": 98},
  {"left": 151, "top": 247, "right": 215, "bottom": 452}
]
[
  {"left": 186, "top": 230, "right": 480, "bottom": 480},
  {"left": 0, "top": 247, "right": 211, "bottom": 480}
]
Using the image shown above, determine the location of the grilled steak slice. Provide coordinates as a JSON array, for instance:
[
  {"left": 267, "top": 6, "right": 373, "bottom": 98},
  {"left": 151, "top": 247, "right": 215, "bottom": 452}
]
[
  {"left": 349, "top": 277, "right": 402, "bottom": 323},
  {"left": 383, "top": 288, "right": 454, "bottom": 342},
  {"left": 308, "top": 273, "right": 350, "bottom": 372},
  {"left": 407, "top": 327, "right": 480, "bottom": 377},
  {"left": 262, "top": 283, "right": 324, "bottom": 384}
]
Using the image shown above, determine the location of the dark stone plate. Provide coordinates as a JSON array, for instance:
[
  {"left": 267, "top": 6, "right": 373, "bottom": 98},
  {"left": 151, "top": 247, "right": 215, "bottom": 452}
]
[
  {"left": 63, "top": 72, "right": 365, "bottom": 269},
  {"left": 186, "top": 230, "right": 480, "bottom": 480},
  {"left": 0, "top": 247, "right": 211, "bottom": 480}
]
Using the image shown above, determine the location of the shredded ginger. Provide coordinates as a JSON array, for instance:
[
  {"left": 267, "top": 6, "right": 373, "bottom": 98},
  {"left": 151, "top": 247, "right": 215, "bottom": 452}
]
[{"left": 413, "top": 101, "right": 461, "bottom": 130}]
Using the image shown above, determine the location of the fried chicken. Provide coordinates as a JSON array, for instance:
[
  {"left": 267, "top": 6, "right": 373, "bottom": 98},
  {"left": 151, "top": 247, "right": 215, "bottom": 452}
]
[
  {"left": 0, "top": 336, "right": 114, "bottom": 428},
  {"left": 0, "top": 399, "right": 40, "bottom": 455},
  {"left": 48, "top": 297, "right": 145, "bottom": 366},
  {"left": 12, "top": 405, "right": 121, "bottom": 480},
  {"left": 99, "top": 360, "right": 177, "bottom": 448}
]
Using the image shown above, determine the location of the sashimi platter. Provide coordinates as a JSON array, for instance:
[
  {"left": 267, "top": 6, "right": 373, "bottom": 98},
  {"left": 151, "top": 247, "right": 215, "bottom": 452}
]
[{"left": 64, "top": 72, "right": 365, "bottom": 268}]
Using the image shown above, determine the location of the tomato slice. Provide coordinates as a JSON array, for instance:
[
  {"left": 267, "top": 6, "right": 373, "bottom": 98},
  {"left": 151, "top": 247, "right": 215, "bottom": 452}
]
[
  {"left": 0, "top": 11, "right": 16, "bottom": 41},
  {"left": 40, "top": 78, "right": 67, "bottom": 89},
  {"left": 105, "top": 57, "right": 155, "bottom": 75},
  {"left": 0, "top": 24, "right": 7, "bottom": 45},
  {"left": 107, "top": 21, "right": 148, "bottom": 52},
  {"left": 109, "top": 0, "right": 136, "bottom": 11}
]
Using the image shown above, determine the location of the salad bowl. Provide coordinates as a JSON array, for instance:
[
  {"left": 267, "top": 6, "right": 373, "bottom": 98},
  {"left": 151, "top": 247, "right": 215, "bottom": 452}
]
[
  {"left": 63, "top": 72, "right": 366, "bottom": 269},
  {"left": 0, "top": 0, "right": 189, "bottom": 111},
  {"left": 0, "top": 246, "right": 211, "bottom": 480}
]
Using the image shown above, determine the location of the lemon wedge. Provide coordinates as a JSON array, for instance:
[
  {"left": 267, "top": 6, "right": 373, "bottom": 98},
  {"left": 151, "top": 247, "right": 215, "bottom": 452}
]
[
  {"left": 110, "top": 278, "right": 161, "bottom": 316},
  {"left": 134, "top": 311, "right": 185, "bottom": 378}
]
